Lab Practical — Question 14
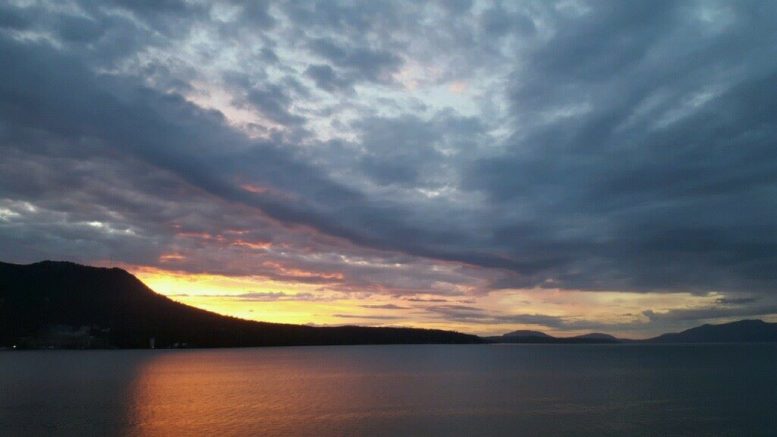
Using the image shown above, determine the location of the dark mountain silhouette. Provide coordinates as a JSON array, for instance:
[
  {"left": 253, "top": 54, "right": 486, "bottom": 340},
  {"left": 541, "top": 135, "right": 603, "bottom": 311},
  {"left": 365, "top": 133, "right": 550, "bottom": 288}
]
[
  {"left": 0, "top": 261, "right": 481, "bottom": 349},
  {"left": 486, "top": 330, "right": 621, "bottom": 344},
  {"left": 504, "top": 330, "right": 551, "bottom": 338},
  {"left": 572, "top": 333, "right": 618, "bottom": 341},
  {"left": 487, "top": 320, "right": 777, "bottom": 344},
  {"left": 645, "top": 319, "right": 777, "bottom": 343}
]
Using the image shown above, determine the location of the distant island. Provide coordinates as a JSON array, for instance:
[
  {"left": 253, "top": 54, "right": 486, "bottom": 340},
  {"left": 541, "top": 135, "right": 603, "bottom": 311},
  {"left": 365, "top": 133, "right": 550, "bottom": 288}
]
[
  {"left": 2, "top": 261, "right": 776, "bottom": 349},
  {"left": 0, "top": 261, "right": 480, "bottom": 349},
  {"left": 485, "top": 330, "right": 621, "bottom": 344},
  {"left": 487, "top": 319, "right": 777, "bottom": 344}
]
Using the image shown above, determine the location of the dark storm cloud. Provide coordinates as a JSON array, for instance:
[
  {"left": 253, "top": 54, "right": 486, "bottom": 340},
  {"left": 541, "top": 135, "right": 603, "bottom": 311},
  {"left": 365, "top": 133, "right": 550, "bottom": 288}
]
[
  {"left": 460, "top": 0, "right": 777, "bottom": 294},
  {"left": 2, "top": 0, "right": 777, "bottom": 332}
]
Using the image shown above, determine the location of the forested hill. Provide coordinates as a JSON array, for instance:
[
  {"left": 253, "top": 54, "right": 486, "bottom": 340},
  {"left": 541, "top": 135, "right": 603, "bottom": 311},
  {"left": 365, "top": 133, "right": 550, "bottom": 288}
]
[{"left": 0, "top": 261, "right": 481, "bottom": 349}]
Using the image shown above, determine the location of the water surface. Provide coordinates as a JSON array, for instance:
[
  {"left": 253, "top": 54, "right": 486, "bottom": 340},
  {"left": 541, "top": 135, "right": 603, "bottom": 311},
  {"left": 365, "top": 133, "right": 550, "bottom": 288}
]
[{"left": 1, "top": 344, "right": 775, "bottom": 436}]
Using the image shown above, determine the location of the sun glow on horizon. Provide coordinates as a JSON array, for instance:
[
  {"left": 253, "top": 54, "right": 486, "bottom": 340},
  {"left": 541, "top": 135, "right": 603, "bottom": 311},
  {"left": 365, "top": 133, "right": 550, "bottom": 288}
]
[
  {"left": 114, "top": 264, "right": 749, "bottom": 339},
  {"left": 128, "top": 266, "right": 343, "bottom": 325}
]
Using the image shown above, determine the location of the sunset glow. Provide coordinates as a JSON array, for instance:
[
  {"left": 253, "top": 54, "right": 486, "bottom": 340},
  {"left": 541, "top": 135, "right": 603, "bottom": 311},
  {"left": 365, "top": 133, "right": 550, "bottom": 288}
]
[{"left": 118, "top": 264, "right": 755, "bottom": 338}]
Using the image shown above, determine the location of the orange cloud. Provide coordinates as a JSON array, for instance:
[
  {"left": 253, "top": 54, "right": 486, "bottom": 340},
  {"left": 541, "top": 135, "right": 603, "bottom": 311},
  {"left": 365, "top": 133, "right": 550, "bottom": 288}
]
[
  {"left": 261, "top": 261, "right": 344, "bottom": 281},
  {"left": 240, "top": 183, "right": 268, "bottom": 194},
  {"left": 159, "top": 253, "right": 186, "bottom": 262},
  {"left": 232, "top": 240, "right": 272, "bottom": 250}
]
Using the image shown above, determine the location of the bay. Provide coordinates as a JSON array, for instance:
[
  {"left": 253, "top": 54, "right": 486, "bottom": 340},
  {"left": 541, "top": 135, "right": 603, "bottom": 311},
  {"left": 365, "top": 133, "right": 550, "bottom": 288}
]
[{"left": 1, "top": 344, "right": 775, "bottom": 436}]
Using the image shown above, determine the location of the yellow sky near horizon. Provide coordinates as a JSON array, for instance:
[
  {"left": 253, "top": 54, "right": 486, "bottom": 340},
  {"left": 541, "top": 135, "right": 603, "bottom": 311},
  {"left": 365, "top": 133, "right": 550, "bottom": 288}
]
[{"left": 123, "top": 264, "right": 753, "bottom": 339}]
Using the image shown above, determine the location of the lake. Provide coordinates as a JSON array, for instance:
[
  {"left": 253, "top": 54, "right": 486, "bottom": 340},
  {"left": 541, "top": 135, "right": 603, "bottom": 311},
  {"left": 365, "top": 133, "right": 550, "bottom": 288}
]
[{"left": 1, "top": 344, "right": 776, "bottom": 436}]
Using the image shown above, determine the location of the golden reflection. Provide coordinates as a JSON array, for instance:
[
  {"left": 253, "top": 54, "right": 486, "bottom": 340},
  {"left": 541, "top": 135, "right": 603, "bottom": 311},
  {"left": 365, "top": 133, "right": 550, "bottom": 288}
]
[{"left": 125, "top": 349, "right": 394, "bottom": 436}]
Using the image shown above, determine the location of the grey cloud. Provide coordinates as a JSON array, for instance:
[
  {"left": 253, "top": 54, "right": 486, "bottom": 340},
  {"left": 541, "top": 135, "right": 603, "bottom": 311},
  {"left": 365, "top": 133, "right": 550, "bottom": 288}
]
[
  {"left": 460, "top": 0, "right": 777, "bottom": 294},
  {"left": 404, "top": 297, "right": 454, "bottom": 303},
  {"left": 334, "top": 111, "right": 487, "bottom": 189},
  {"left": 0, "top": 3, "right": 36, "bottom": 30},
  {"left": 424, "top": 305, "right": 489, "bottom": 321},
  {"left": 716, "top": 297, "right": 759, "bottom": 305},
  {"left": 198, "top": 292, "right": 325, "bottom": 302},
  {"left": 237, "top": 1, "right": 276, "bottom": 28},
  {"left": 305, "top": 64, "right": 353, "bottom": 93},
  {"left": 354, "top": 115, "right": 444, "bottom": 187},
  {"left": 2, "top": 0, "right": 777, "bottom": 333},
  {"left": 360, "top": 304, "right": 409, "bottom": 310},
  {"left": 108, "top": 290, "right": 335, "bottom": 303},
  {"left": 280, "top": 1, "right": 402, "bottom": 35},
  {"left": 439, "top": 0, "right": 472, "bottom": 14},
  {"left": 643, "top": 304, "right": 777, "bottom": 323},
  {"left": 479, "top": 5, "right": 535, "bottom": 38},
  {"left": 333, "top": 314, "right": 401, "bottom": 320},
  {"left": 424, "top": 305, "right": 637, "bottom": 332},
  {"left": 246, "top": 84, "right": 306, "bottom": 126},
  {"left": 423, "top": 305, "right": 574, "bottom": 329},
  {"left": 307, "top": 38, "right": 402, "bottom": 83},
  {"left": 55, "top": 14, "right": 107, "bottom": 43}
]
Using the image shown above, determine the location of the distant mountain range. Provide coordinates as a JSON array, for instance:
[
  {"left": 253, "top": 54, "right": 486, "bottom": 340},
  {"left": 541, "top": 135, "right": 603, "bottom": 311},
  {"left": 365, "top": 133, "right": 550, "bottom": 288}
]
[
  {"left": 2, "top": 261, "right": 776, "bottom": 349},
  {"left": 0, "top": 261, "right": 480, "bottom": 348},
  {"left": 489, "top": 320, "right": 777, "bottom": 344},
  {"left": 645, "top": 319, "right": 777, "bottom": 343},
  {"left": 486, "top": 331, "right": 621, "bottom": 344}
]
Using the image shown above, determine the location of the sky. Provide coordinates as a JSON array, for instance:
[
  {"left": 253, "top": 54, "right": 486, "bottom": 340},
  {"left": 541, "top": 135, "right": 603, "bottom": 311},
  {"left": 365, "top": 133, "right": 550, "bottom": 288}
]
[{"left": 2, "top": 0, "right": 777, "bottom": 338}]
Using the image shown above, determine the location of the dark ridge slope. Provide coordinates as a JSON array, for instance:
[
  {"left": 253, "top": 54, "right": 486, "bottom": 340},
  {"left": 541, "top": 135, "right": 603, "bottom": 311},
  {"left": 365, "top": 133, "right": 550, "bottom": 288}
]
[
  {"left": 646, "top": 319, "right": 777, "bottom": 343},
  {"left": 0, "top": 261, "right": 480, "bottom": 348}
]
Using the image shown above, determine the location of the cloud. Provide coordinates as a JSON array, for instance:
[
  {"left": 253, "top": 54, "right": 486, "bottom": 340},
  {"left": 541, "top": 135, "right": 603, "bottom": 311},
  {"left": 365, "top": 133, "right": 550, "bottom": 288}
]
[
  {"left": 307, "top": 38, "right": 401, "bottom": 84},
  {"left": 423, "top": 304, "right": 644, "bottom": 332},
  {"left": 245, "top": 84, "right": 306, "bottom": 126},
  {"left": 232, "top": 292, "right": 320, "bottom": 302},
  {"left": 643, "top": 304, "right": 777, "bottom": 323},
  {"left": 305, "top": 64, "right": 353, "bottom": 93},
  {"left": 1, "top": 0, "right": 777, "bottom": 335},
  {"left": 360, "top": 304, "right": 409, "bottom": 310},
  {"left": 715, "top": 297, "right": 759, "bottom": 305},
  {"left": 165, "top": 291, "right": 332, "bottom": 302},
  {"left": 404, "top": 297, "right": 454, "bottom": 303},
  {"left": 333, "top": 314, "right": 401, "bottom": 320}
]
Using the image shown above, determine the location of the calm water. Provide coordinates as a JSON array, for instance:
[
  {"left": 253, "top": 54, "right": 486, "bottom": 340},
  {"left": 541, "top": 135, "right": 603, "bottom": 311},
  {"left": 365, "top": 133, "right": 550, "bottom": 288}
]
[{"left": 1, "top": 344, "right": 776, "bottom": 436}]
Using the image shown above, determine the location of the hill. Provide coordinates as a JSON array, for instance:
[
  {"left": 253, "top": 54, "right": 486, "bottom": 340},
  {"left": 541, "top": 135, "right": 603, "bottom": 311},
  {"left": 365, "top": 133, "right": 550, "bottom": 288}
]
[
  {"left": 487, "top": 320, "right": 777, "bottom": 344},
  {"left": 0, "top": 261, "right": 481, "bottom": 349},
  {"left": 571, "top": 333, "right": 618, "bottom": 341},
  {"left": 646, "top": 319, "right": 777, "bottom": 343},
  {"left": 486, "top": 331, "right": 621, "bottom": 344},
  {"left": 504, "top": 330, "right": 552, "bottom": 338}
]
